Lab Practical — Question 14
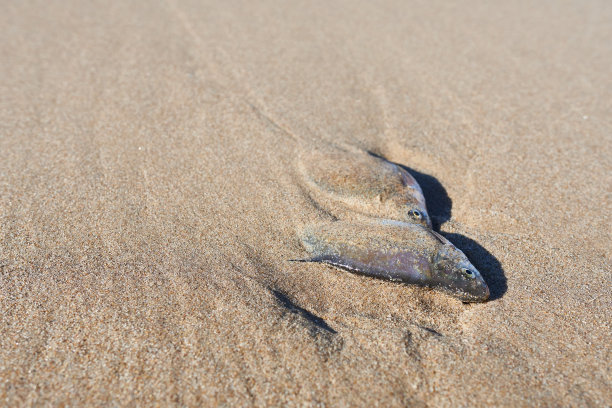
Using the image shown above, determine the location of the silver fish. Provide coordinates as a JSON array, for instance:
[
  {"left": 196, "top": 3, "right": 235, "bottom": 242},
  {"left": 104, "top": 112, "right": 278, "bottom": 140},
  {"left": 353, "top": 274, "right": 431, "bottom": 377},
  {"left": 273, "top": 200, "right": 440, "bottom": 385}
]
[
  {"left": 300, "top": 220, "right": 489, "bottom": 302},
  {"left": 299, "top": 149, "right": 431, "bottom": 227}
]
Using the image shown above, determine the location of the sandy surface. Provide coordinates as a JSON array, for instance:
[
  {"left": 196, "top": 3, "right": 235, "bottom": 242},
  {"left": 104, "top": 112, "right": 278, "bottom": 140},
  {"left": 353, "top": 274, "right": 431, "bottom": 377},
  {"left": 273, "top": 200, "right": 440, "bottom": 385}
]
[{"left": 1, "top": 0, "right": 610, "bottom": 406}]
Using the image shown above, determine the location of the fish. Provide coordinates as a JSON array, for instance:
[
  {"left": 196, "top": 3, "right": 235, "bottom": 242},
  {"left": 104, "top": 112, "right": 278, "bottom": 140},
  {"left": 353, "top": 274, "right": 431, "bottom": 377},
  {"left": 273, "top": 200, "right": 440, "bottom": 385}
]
[
  {"left": 299, "top": 220, "right": 489, "bottom": 302},
  {"left": 298, "top": 149, "right": 432, "bottom": 227}
]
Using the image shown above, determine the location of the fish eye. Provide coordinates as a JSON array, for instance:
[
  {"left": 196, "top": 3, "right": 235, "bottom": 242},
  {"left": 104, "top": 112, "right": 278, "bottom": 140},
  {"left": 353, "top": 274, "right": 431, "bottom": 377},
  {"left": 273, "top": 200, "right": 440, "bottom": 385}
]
[
  {"left": 461, "top": 268, "right": 475, "bottom": 278},
  {"left": 409, "top": 210, "right": 422, "bottom": 219}
]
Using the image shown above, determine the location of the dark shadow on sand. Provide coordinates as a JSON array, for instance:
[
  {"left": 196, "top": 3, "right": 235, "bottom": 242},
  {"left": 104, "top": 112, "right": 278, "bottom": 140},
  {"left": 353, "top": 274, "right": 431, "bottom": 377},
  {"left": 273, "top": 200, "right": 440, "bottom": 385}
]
[
  {"left": 272, "top": 289, "right": 337, "bottom": 334},
  {"left": 369, "top": 152, "right": 507, "bottom": 300}
]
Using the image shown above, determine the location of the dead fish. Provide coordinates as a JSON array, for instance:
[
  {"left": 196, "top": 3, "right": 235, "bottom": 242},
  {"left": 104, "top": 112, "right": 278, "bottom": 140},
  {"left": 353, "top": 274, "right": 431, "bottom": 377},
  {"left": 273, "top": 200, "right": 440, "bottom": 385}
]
[
  {"left": 298, "top": 149, "right": 431, "bottom": 227},
  {"left": 299, "top": 220, "right": 489, "bottom": 302}
]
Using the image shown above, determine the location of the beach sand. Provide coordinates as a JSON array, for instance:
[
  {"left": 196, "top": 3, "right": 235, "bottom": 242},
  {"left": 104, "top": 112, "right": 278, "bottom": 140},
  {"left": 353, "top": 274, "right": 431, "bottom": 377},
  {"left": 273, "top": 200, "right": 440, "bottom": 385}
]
[{"left": 1, "top": 0, "right": 610, "bottom": 406}]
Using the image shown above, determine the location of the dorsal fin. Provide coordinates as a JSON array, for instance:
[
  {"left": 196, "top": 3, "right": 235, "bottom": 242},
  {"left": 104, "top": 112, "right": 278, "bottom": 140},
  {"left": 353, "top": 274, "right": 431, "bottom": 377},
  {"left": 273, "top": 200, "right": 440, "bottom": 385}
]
[{"left": 428, "top": 230, "right": 447, "bottom": 244}]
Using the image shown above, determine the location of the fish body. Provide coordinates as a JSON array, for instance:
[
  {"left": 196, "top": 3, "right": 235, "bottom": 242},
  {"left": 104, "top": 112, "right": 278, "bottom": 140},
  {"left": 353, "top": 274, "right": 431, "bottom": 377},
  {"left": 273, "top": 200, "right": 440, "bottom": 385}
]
[
  {"left": 301, "top": 220, "right": 489, "bottom": 302},
  {"left": 299, "top": 150, "right": 431, "bottom": 227}
]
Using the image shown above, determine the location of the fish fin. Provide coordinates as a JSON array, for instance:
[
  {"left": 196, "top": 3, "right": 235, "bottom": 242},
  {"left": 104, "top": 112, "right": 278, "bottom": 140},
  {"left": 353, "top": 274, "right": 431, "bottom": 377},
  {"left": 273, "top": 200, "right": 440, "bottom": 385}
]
[
  {"left": 429, "top": 230, "right": 448, "bottom": 244},
  {"left": 320, "top": 260, "right": 362, "bottom": 273},
  {"left": 288, "top": 257, "right": 325, "bottom": 263},
  {"left": 289, "top": 257, "right": 350, "bottom": 269}
]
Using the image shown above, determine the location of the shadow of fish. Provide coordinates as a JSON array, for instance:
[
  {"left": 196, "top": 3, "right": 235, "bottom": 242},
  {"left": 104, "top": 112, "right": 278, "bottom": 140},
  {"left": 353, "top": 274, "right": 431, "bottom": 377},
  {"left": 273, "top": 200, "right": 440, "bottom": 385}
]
[
  {"left": 298, "top": 149, "right": 431, "bottom": 227},
  {"left": 299, "top": 220, "right": 489, "bottom": 302}
]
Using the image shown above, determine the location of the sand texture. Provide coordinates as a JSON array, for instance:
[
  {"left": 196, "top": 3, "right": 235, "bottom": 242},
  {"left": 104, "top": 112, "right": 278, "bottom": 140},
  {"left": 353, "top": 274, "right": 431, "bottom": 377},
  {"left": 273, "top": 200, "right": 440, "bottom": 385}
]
[{"left": 1, "top": 0, "right": 611, "bottom": 406}]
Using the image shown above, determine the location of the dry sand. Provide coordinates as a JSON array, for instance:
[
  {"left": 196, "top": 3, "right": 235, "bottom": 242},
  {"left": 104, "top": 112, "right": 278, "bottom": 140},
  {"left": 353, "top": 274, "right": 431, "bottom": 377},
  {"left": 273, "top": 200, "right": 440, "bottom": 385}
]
[{"left": 1, "top": 0, "right": 610, "bottom": 406}]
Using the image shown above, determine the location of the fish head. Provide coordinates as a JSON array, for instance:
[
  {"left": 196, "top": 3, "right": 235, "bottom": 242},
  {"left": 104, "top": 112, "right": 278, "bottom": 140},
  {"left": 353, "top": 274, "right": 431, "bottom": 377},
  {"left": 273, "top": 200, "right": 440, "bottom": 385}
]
[
  {"left": 396, "top": 168, "right": 432, "bottom": 228},
  {"left": 406, "top": 207, "right": 432, "bottom": 228},
  {"left": 431, "top": 243, "right": 489, "bottom": 302}
]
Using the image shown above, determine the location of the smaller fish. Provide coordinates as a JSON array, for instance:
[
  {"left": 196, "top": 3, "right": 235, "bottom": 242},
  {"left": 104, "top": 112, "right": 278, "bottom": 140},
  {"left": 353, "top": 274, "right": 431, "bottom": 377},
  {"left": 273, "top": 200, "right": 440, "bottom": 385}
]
[
  {"left": 298, "top": 149, "right": 431, "bottom": 227},
  {"left": 300, "top": 220, "right": 489, "bottom": 302}
]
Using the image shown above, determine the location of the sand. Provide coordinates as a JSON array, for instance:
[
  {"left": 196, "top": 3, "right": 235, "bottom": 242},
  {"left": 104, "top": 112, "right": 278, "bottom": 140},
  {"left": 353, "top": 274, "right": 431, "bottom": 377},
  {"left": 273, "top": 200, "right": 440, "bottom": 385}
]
[{"left": 1, "top": 0, "right": 610, "bottom": 406}]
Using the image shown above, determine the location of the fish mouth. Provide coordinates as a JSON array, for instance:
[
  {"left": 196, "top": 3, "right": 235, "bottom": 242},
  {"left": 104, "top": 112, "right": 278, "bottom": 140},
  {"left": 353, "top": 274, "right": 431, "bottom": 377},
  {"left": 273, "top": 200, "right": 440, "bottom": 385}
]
[
  {"left": 463, "top": 284, "right": 490, "bottom": 303},
  {"left": 482, "top": 284, "right": 491, "bottom": 301},
  {"left": 438, "top": 282, "right": 490, "bottom": 303},
  {"left": 458, "top": 291, "right": 489, "bottom": 303}
]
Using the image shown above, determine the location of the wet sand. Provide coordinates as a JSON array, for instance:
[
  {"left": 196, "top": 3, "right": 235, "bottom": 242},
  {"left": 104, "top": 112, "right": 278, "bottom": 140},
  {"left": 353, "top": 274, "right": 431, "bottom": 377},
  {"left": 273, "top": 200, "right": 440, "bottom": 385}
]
[{"left": 1, "top": 0, "right": 610, "bottom": 406}]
